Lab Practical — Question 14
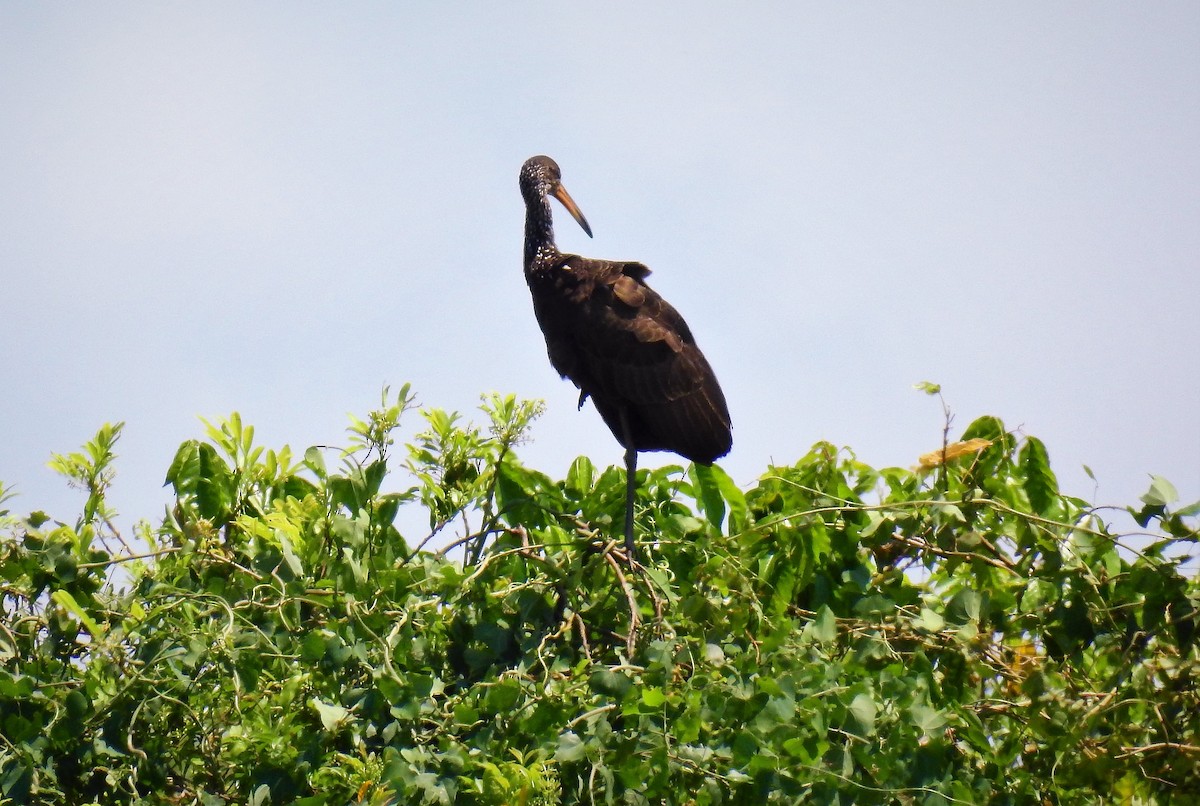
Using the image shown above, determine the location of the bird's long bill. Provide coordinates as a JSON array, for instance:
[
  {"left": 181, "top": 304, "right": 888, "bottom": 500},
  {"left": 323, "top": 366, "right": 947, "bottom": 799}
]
[{"left": 552, "top": 184, "right": 593, "bottom": 238}]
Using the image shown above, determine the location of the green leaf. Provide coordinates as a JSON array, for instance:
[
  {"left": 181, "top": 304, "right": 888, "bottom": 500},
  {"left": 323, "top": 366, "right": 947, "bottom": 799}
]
[
  {"left": 304, "top": 446, "right": 327, "bottom": 479},
  {"left": 278, "top": 527, "right": 303, "bottom": 577},
  {"left": 65, "top": 689, "right": 89, "bottom": 721},
  {"left": 311, "top": 698, "right": 350, "bottom": 732},
  {"left": 690, "top": 463, "right": 726, "bottom": 531},
  {"left": 848, "top": 692, "right": 877, "bottom": 736},
  {"left": 194, "top": 443, "right": 234, "bottom": 521},
  {"left": 947, "top": 589, "right": 982, "bottom": 625},
  {"left": 915, "top": 608, "right": 945, "bottom": 633},
  {"left": 641, "top": 687, "right": 666, "bottom": 708},
  {"left": 164, "top": 439, "right": 201, "bottom": 495},
  {"left": 1021, "top": 578, "right": 1058, "bottom": 613},
  {"left": 640, "top": 565, "right": 680, "bottom": 606},
  {"left": 860, "top": 511, "right": 890, "bottom": 538},
  {"left": 301, "top": 630, "right": 327, "bottom": 662},
  {"left": 711, "top": 463, "right": 748, "bottom": 530},
  {"left": 590, "top": 668, "right": 633, "bottom": 698},
  {"left": 805, "top": 606, "right": 837, "bottom": 644},
  {"left": 51, "top": 590, "right": 104, "bottom": 638},
  {"left": 934, "top": 503, "right": 966, "bottom": 523},
  {"left": 565, "top": 456, "right": 595, "bottom": 496},
  {"left": 755, "top": 695, "right": 797, "bottom": 728},
  {"left": 665, "top": 513, "right": 706, "bottom": 537},
  {"left": 485, "top": 679, "right": 522, "bottom": 712},
  {"left": 555, "top": 731, "right": 587, "bottom": 763},
  {"left": 910, "top": 703, "right": 947, "bottom": 735},
  {"left": 1020, "top": 436, "right": 1058, "bottom": 515},
  {"left": 0, "top": 671, "right": 35, "bottom": 698},
  {"left": 961, "top": 415, "right": 1006, "bottom": 442},
  {"left": 1140, "top": 475, "right": 1178, "bottom": 508}
]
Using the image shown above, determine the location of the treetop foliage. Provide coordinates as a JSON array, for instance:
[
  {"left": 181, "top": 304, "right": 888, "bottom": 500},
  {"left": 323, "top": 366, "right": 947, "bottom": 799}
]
[{"left": 1, "top": 385, "right": 1198, "bottom": 804}]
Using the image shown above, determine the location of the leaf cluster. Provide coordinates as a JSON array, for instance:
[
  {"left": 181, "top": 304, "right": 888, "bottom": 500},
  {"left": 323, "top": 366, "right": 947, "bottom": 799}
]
[{"left": 1, "top": 390, "right": 1197, "bottom": 804}]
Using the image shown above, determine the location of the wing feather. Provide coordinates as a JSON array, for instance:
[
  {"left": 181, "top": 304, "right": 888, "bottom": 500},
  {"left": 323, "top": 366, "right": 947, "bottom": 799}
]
[{"left": 526, "top": 254, "right": 731, "bottom": 463}]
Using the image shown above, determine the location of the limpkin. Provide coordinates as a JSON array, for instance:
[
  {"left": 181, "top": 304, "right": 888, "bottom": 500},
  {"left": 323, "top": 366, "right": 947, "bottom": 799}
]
[{"left": 519, "top": 155, "right": 732, "bottom": 559}]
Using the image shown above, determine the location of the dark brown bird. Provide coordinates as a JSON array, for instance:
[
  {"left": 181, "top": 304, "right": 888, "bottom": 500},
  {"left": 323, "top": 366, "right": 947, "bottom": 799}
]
[{"left": 519, "top": 155, "right": 731, "bottom": 557}]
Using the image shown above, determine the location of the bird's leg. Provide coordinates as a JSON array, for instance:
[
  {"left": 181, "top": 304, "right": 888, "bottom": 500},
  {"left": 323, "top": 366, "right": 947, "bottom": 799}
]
[
  {"left": 619, "top": 407, "right": 638, "bottom": 563},
  {"left": 624, "top": 444, "right": 637, "bottom": 562}
]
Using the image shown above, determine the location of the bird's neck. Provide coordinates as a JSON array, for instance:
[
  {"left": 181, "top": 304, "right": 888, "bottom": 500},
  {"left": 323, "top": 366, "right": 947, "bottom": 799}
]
[{"left": 524, "top": 195, "right": 559, "bottom": 271}]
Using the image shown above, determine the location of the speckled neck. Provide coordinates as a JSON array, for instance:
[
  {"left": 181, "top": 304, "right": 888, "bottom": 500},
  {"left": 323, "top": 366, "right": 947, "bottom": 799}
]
[{"left": 523, "top": 193, "right": 558, "bottom": 272}]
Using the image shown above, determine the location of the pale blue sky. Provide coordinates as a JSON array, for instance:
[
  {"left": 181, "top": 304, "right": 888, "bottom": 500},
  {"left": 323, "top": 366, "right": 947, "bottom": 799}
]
[{"left": 2, "top": 4, "right": 1197, "bottom": 553}]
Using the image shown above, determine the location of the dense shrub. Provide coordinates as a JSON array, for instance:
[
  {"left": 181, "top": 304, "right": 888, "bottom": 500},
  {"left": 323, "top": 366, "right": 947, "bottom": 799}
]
[{"left": 2, "top": 387, "right": 1197, "bottom": 804}]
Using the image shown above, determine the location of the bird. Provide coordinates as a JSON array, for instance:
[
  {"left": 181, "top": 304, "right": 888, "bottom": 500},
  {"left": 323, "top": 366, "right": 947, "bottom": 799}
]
[{"left": 518, "top": 155, "right": 731, "bottom": 559}]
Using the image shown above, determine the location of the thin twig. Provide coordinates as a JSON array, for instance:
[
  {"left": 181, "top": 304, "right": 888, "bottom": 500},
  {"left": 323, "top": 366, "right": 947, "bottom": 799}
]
[
  {"left": 605, "top": 551, "right": 640, "bottom": 655},
  {"left": 77, "top": 546, "right": 182, "bottom": 570},
  {"left": 1116, "top": 742, "right": 1200, "bottom": 759},
  {"left": 567, "top": 703, "right": 618, "bottom": 729}
]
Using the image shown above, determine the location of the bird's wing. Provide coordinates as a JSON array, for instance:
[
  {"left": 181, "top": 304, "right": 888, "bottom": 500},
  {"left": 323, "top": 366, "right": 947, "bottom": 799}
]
[
  {"left": 534, "top": 254, "right": 731, "bottom": 462},
  {"left": 571, "top": 258, "right": 728, "bottom": 408},
  {"left": 600, "top": 261, "right": 732, "bottom": 461}
]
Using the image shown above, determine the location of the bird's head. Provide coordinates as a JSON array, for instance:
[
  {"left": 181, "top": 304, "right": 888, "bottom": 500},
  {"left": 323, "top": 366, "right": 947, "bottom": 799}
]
[{"left": 520, "top": 155, "right": 593, "bottom": 237}]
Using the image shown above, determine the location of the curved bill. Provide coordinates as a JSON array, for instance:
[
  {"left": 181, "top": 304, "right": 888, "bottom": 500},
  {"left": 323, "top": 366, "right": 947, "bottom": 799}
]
[{"left": 552, "top": 184, "right": 593, "bottom": 238}]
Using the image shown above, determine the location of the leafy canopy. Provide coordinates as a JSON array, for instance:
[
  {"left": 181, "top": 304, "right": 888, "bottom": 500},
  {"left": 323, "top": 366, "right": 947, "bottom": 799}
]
[{"left": 1, "top": 385, "right": 1197, "bottom": 804}]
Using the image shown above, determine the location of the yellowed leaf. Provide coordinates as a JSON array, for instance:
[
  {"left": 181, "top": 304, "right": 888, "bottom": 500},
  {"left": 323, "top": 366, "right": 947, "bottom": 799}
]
[{"left": 917, "top": 438, "right": 993, "bottom": 469}]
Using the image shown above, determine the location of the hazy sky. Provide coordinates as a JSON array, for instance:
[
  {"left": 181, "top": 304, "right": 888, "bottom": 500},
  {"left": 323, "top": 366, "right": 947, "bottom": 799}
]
[{"left": 2, "top": 5, "right": 1197, "bottom": 558}]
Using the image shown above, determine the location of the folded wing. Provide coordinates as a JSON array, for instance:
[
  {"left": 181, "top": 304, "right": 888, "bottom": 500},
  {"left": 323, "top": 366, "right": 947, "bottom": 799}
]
[{"left": 532, "top": 255, "right": 732, "bottom": 464}]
